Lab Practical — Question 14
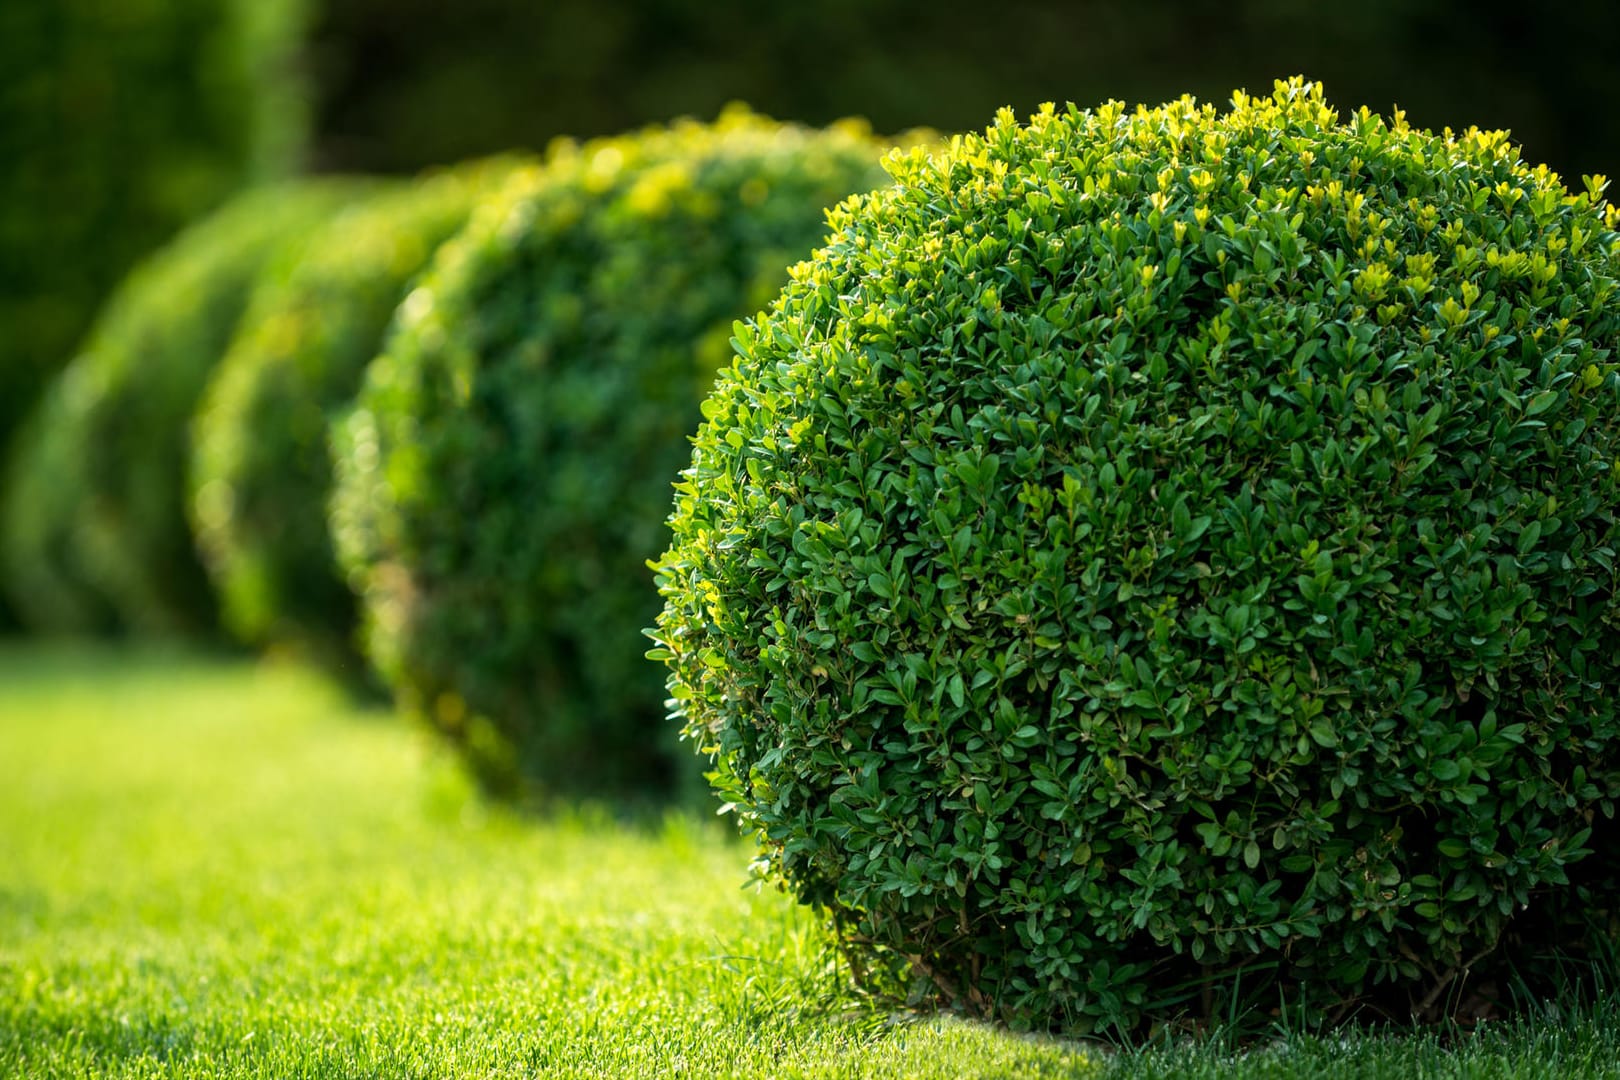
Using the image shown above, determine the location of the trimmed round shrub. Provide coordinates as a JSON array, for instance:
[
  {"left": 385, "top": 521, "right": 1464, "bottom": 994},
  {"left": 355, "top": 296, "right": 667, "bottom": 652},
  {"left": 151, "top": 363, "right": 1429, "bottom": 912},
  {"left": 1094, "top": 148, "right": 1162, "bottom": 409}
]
[
  {"left": 3, "top": 181, "right": 368, "bottom": 637},
  {"left": 331, "top": 109, "right": 906, "bottom": 797},
  {"left": 650, "top": 79, "right": 1620, "bottom": 1032},
  {"left": 190, "top": 159, "right": 523, "bottom": 668}
]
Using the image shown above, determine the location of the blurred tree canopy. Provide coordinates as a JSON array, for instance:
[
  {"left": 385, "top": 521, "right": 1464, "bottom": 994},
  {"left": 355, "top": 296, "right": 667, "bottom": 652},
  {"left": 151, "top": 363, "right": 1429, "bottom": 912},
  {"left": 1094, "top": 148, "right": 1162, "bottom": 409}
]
[
  {"left": 310, "top": 0, "right": 1618, "bottom": 181},
  {"left": 0, "top": 0, "right": 308, "bottom": 628}
]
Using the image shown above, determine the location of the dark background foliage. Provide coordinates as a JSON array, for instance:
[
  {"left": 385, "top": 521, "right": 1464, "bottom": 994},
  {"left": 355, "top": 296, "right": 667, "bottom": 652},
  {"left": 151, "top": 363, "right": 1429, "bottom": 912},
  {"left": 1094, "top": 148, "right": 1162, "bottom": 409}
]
[
  {"left": 309, "top": 0, "right": 1620, "bottom": 181},
  {"left": 0, "top": 0, "right": 306, "bottom": 446},
  {"left": 0, "top": 0, "right": 306, "bottom": 628}
]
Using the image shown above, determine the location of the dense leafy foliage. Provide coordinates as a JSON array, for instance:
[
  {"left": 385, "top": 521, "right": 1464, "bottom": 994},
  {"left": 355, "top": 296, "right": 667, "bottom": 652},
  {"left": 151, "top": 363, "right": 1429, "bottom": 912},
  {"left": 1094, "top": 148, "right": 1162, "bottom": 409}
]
[
  {"left": 190, "top": 161, "right": 520, "bottom": 667},
  {"left": 651, "top": 79, "right": 1620, "bottom": 1032},
  {"left": 0, "top": 0, "right": 307, "bottom": 492},
  {"left": 1, "top": 182, "right": 365, "bottom": 637},
  {"left": 331, "top": 109, "right": 902, "bottom": 796}
]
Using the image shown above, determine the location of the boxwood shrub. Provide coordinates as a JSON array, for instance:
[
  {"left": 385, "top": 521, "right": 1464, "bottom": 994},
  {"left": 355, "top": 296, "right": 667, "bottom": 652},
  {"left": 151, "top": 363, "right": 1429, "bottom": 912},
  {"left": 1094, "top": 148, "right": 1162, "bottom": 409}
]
[
  {"left": 650, "top": 79, "right": 1620, "bottom": 1032},
  {"left": 6, "top": 181, "right": 366, "bottom": 637},
  {"left": 331, "top": 109, "right": 904, "bottom": 797},
  {"left": 190, "top": 160, "right": 520, "bottom": 668}
]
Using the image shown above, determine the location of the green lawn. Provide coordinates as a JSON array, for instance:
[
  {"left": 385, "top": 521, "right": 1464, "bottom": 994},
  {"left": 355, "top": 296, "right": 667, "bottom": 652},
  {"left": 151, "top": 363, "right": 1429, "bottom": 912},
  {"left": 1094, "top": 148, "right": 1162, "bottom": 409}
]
[{"left": 2, "top": 646, "right": 1618, "bottom": 1078}]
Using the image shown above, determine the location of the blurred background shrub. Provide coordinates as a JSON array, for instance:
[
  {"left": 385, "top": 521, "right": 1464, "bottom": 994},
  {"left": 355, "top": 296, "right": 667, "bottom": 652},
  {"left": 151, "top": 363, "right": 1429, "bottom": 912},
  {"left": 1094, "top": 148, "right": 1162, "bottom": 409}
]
[
  {"left": 1, "top": 381, "right": 123, "bottom": 637},
  {"left": 189, "top": 159, "right": 524, "bottom": 677},
  {"left": 330, "top": 112, "right": 902, "bottom": 799},
  {"left": 1, "top": 182, "right": 367, "bottom": 639}
]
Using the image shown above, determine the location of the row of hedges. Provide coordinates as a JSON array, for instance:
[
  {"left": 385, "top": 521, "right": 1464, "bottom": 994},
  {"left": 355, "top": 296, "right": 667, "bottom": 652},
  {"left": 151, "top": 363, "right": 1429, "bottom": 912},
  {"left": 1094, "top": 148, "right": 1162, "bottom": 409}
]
[
  {"left": 3, "top": 182, "right": 368, "bottom": 637},
  {"left": 8, "top": 80, "right": 1620, "bottom": 1036},
  {"left": 2, "top": 108, "right": 906, "bottom": 797},
  {"left": 329, "top": 110, "right": 899, "bottom": 795},
  {"left": 0, "top": 0, "right": 308, "bottom": 633},
  {"left": 189, "top": 157, "right": 521, "bottom": 675}
]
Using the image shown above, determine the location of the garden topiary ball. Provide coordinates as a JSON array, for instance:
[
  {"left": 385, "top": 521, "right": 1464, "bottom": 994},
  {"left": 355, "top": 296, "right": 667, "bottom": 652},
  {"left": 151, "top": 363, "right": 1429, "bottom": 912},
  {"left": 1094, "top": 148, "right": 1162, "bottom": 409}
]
[
  {"left": 190, "top": 159, "right": 522, "bottom": 670},
  {"left": 650, "top": 79, "right": 1620, "bottom": 1032},
  {"left": 331, "top": 109, "right": 910, "bottom": 797}
]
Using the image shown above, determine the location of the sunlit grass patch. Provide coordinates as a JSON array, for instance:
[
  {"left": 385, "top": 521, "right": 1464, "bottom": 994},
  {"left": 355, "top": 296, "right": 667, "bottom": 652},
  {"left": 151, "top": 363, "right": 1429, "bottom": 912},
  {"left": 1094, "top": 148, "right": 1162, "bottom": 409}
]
[
  {"left": 2, "top": 645, "right": 1616, "bottom": 1078},
  {"left": 0, "top": 647, "right": 1099, "bottom": 1079}
]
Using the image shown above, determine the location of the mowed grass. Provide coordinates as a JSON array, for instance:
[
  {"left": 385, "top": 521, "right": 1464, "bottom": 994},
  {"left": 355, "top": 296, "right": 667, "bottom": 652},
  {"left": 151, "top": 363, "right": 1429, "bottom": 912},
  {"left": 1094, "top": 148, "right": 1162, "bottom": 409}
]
[
  {"left": 0, "top": 646, "right": 1095, "bottom": 1079},
  {"left": 1, "top": 646, "right": 1618, "bottom": 1079}
]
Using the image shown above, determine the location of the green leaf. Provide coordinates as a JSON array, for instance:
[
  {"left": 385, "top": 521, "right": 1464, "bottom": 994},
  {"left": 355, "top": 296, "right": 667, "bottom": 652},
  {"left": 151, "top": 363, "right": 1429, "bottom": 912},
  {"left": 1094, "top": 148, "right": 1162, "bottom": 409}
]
[
  {"left": 1517, "top": 520, "right": 1543, "bottom": 555},
  {"left": 1524, "top": 390, "right": 1558, "bottom": 417}
]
